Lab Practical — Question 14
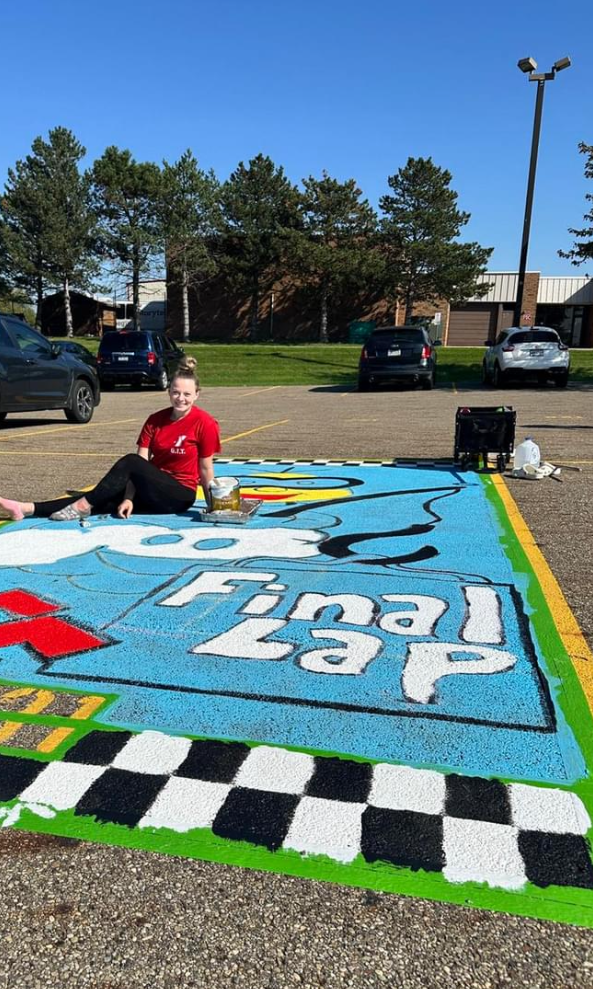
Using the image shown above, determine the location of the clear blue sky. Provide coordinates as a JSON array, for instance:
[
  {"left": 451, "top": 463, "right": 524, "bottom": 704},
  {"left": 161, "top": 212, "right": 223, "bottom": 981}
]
[{"left": 2, "top": 0, "right": 592, "bottom": 276}]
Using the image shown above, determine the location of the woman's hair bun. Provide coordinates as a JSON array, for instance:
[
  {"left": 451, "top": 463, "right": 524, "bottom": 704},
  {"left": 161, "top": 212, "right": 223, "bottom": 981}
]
[{"left": 177, "top": 356, "right": 198, "bottom": 372}]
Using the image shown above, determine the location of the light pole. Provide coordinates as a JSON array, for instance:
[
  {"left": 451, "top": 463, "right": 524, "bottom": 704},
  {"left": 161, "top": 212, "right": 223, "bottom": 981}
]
[{"left": 513, "top": 55, "right": 571, "bottom": 328}]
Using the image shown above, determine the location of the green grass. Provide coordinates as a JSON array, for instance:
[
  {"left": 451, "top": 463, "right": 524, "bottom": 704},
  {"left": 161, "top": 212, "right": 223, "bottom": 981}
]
[{"left": 55, "top": 340, "right": 593, "bottom": 387}]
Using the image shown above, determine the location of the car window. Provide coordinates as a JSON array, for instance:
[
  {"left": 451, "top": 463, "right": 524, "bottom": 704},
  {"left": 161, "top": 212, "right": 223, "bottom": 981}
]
[
  {"left": 152, "top": 335, "right": 163, "bottom": 353},
  {"left": 494, "top": 332, "right": 508, "bottom": 346},
  {"left": 99, "top": 333, "right": 149, "bottom": 353},
  {"left": 0, "top": 319, "right": 15, "bottom": 348},
  {"left": 9, "top": 321, "right": 52, "bottom": 355},
  {"left": 531, "top": 329, "right": 559, "bottom": 342},
  {"left": 371, "top": 329, "right": 425, "bottom": 344},
  {"left": 509, "top": 331, "right": 529, "bottom": 344}
]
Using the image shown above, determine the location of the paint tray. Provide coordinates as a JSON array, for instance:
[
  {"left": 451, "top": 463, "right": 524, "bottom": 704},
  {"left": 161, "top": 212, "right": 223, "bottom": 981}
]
[{"left": 199, "top": 498, "right": 263, "bottom": 525}]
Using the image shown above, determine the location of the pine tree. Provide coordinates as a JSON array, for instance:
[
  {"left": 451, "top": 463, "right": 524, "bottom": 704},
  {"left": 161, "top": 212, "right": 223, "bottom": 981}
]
[
  {"left": 0, "top": 155, "right": 48, "bottom": 326},
  {"left": 295, "top": 172, "right": 378, "bottom": 342},
  {"left": 159, "top": 151, "right": 221, "bottom": 342},
  {"left": 379, "top": 157, "right": 492, "bottom": 322},
  {"left": 28, "top": 127, "right": 97, "bottom": 337},
  {"left": 220, "top": 155, "right": 301, "bottom": 339},
  {"left": 559, "top": 143, "right": 593, "bottom": 266},
  {"left": 91, "top": 147, "right": 162, "bottom": 330}
]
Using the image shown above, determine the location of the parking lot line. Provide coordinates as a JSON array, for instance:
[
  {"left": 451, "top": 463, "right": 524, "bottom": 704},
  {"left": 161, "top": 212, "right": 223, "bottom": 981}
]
[
  {"left": 0, "top": 418, "right": 140, "bottom": 442},
  {"left": 493, "top": 473, "right": 593, "bottom": 709},
  {"left": 0, "top": 451, "right": 118, "bottom": 457},
  {"left": 222, "top": 419, "right": 290, "bottom": 443},
  {"left": 238, "top": 386, "right": 283, "bottom": 398}
]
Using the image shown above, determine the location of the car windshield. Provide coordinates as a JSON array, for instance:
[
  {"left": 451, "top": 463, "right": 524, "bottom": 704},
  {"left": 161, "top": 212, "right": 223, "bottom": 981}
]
[
  {"left": 531, "top": 330, "right": 559, "bottom": 342},
  {"left": 99, "top": 333, "right": 149, "bottom": 352}
]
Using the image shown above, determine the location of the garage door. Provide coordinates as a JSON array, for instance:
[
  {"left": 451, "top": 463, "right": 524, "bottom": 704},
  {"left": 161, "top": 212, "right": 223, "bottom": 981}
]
[{"left": 448, "top": 306, "right": 496, "bottom": 346}]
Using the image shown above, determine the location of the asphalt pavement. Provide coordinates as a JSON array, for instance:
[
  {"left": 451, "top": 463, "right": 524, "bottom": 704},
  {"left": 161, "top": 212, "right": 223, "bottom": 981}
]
[{"left": 0, "top": 380, "right": 592, "bottom": 989}]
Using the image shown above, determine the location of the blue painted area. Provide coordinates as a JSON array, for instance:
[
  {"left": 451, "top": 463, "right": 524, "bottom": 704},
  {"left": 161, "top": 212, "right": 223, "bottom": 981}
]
[{"left": 0, "top": 462, "right": 585, "bottom": 783}]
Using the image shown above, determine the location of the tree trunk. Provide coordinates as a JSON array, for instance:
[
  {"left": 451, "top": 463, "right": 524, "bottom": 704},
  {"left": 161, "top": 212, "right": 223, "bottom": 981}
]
[
  {"left": 181, "top": 265, "right": 190, "bottom": 342},
  {"left": 404, "top": 293, "right": 415, "bottom": 324},
  {"left": 248, "top": 280, "right": 259, "bottom": 341},
  {"left": 35, "top": 268, "right": 43, "bottom": 330},
  {"left": 319, "top": 285, "right": 329, "bottom": 343},
  {"left": 63, "top": 276, "right": 74, "bottom": 337},
  {"left": 132, "top": 248, "right": 141, "bottom": 331}
]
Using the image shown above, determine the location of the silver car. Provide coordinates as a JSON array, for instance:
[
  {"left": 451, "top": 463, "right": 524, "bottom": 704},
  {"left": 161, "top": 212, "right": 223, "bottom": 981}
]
[{"left": 482, "top": 326, "right": 570, "bottom": 388}]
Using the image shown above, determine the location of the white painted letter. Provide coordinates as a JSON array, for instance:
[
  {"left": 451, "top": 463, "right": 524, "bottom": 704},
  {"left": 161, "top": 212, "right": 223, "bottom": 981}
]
[
  {"left": 401, "top": 642, "right": 517, "bottom": 704},
  {"left": 299, "top": 629, "right": 381, "bottom": 675},
  {"left": 379, "top": 595, "right": 447, "bottom": 636},
  {"left": 192, "top": 618, "right": 293, "bottom": 661},
  {"left": 461, "top": 586, "right": 504, "bottom": 644},
  {"left": 160, "top": 572, "right": 276, "bottom": 607}
]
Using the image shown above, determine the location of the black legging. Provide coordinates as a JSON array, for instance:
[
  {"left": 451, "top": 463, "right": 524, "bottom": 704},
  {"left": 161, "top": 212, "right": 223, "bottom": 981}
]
[{"left": 33, "top": 454, "right": 196, "bottom": 518}]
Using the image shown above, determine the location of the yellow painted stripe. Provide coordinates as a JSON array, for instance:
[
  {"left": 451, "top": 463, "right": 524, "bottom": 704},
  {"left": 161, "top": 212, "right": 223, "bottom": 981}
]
[
  {"left": 0, "top": 721, "right": 22, "bottom": 744},
  {"left": 0, "top": 418, "right": 139, "bottom": 442},
  {"left": 36, "top": 727, "right": 74, "bottom": 753},
  {"left": 0, "top": 687, "right": 54, "bottom": 714},
  {"left": 69, "top": 695, "right": 105, "bottom": 720},
  {"left": 222, "top": 419, "right": 290, "bottom": 443},
  {"left": 451, "top": 382, "right": 458, "bottom": 395},
  {"left": 492, "top": 474, "right": 593, "bottom": 711}
]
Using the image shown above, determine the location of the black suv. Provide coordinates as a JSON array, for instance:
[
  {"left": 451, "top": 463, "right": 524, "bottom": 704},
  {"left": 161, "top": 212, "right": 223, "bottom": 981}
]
[
  {"left": 97, "top": 330, "right": 185, "bottom": 389},
  {"left": 0, "top": 313, "right": 101, "bottom": 424},
  {"left": 358, "top": 326, "right": 437, "bottom": 390}
]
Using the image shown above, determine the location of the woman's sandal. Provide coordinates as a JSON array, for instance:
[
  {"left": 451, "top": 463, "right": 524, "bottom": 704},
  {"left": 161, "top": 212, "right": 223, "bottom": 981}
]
[{"left": 50, "top": 504, "right": 91, "bottom": 522}]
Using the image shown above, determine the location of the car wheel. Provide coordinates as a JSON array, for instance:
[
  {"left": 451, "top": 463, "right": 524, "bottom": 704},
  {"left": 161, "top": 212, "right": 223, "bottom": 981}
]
[
  {"left": 421, "top": 373, "right": 434, "bottom": 390},
  {"left": 64, "top": 380, "right": 95, "bottom": 423},
  {"left": 156, "top": 369, "right": 169, "bottom": 391},
  {"left": 492, "top": 363, "right": 505, "bottom": 388},
  {"left": 358, "top": 376, "right": 371, "bottom": 392},
  {"left": 555, "top": 372, "right": 569, "bottom": 388}
]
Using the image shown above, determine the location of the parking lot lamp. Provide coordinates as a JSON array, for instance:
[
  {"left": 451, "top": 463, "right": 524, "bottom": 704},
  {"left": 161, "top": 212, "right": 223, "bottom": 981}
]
[{"left": 513, "top": 56, "right": 571, "bottom": 327}]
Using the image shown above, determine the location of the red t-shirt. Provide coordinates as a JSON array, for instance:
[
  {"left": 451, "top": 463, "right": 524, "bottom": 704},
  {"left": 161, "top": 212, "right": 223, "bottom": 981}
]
[{"left": 137, "top": 406, "right": 221, "bottom": 491}]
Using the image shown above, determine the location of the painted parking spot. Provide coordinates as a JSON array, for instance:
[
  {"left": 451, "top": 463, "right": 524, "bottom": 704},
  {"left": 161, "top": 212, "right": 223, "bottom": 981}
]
[{"left": 0, "top": 459, "right": 592, "bottom": 926}]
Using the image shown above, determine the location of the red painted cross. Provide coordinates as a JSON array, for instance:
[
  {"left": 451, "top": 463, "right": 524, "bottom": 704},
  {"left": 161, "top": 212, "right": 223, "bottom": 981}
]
[{"left": 0, "top": 590, "right": 107, "bottom": 659}]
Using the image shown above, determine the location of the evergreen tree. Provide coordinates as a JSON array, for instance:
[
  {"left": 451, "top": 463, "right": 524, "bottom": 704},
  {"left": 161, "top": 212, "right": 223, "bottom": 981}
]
[
  {"left": 220, "top": 154, "right": 301, "bottom": 339},
  {"left": 0, "top": 155, "right": 48, "bottom": 326},
  {"left": 28, "top": 127, "right": 97, "bottom": 336},
  {"left": 379, "top": 157, "right": 492, "bottom": 322},
  {"left": 91, "top": 147, "right": 161, "bottom": 330},
  {"left": 559, "top": 143, "right": 593, "bottom": 266},
  {"left": 295, "top": 171, "right": 378, "bottom": 342},
  {"left": 159, "top": 150, "right": 221, "bottom": 342}
]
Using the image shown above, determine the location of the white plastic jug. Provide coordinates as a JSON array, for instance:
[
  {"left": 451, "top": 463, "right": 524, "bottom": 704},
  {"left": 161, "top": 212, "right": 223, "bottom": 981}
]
[{"left": 514, "top": 437, "right": 540, "bottom": 471}]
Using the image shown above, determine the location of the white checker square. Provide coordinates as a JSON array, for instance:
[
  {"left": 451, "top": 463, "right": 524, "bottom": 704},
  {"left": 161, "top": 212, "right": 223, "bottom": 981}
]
[
  {"left": 284, "top": 796, "right": 364, "bottom": 864},
  {"left": 112, "top": 731, "right": 192, "bottom": 775},
  {"left": 443, "top": 817, "right": 526, "bottom": 890},
  {"left": 20, "top": 762, "right": 105, "bottom": 811},
  {"left": 369, "top": 763, "right": 446, "bottom": 815},
  {"left": 139, "top": 777, "right": 230, "bottom": 833},
  {"left": 509, "top": 783, "right": 591, "bottom": 835},
  {"left": 235, "top": 745, "right": 315, "bottom": 794}
]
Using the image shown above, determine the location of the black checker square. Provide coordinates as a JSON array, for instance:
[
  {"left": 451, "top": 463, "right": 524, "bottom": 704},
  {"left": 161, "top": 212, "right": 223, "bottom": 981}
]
[
  {"left": 63, "top": 730, "right": 133, "bottom": 766},
  {"left": 175, "top": 739, "right": 250, "bottom": 783},
  {"left": 74, "top": 768, "right": 168, "bottom": 827},
  {"left": 305, "top": 756, "right": 372, "bottom": 803},
  {"left": 361, "top": 806, "right": 444, "bottom": 873},
  {"left": 212, "top": 786, "right": 299, "bottom": 851},
  {"left": 445, "top": 773, "right": 511, "bottom": 825},
  {"left": 0, "top": 753, "right": 44, "bottom": 801},
  {"left": 518, "top": 831, "right": 593, "bottom": 890}
]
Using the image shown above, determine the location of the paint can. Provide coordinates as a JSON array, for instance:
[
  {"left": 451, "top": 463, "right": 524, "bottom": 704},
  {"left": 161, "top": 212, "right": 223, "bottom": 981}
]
[{"left": 209, "top": 476, "right": 241, "bottom": 512}]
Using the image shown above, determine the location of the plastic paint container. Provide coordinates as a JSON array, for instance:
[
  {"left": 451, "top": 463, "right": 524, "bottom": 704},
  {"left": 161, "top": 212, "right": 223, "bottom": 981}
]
[{"left": 209, "top": 476, "right": 241, "bottom": 512}]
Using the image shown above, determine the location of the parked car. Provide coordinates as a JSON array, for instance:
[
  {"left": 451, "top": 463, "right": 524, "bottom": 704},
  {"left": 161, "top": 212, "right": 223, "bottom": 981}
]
[
  {"left": 358, "top": 326, "right": 437, "bottom": 391},
  {"left": 0, "top": 313, "right": 100, "bottom": 424},
  {"left": 97, "top": 330, "right": 185, "bottom": 390},
  {"left": 56, "top": 340, "right": 97, "bottom": 368},
  {"left": 482, "top": 326, "right": 570, "bottom": 387}
]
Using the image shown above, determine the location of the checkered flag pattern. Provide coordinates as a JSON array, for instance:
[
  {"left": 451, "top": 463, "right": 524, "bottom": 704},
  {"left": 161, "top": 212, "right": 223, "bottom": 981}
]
[{"left": 1, "top": 730, "right": 592, "bottom": 891}]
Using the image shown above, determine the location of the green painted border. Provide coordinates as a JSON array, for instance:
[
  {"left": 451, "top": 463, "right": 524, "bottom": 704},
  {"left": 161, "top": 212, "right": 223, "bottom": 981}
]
[{"left": 1, "top": 469, "right": 593, "bottom": 926}]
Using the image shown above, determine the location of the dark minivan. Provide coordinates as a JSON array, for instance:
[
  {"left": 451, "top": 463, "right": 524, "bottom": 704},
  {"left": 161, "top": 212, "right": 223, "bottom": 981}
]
[
  {"left": 358, "top": 326, "right": 437, "bottom": 391},
  {"left": 97, "top": 330, "right": 185, "bottom": 390}
]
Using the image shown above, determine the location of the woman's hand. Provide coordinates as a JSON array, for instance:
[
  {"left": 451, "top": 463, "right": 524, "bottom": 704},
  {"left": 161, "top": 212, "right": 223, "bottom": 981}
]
[{"left": 117, "top": 498, "right": 134, "bottom": 519}]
